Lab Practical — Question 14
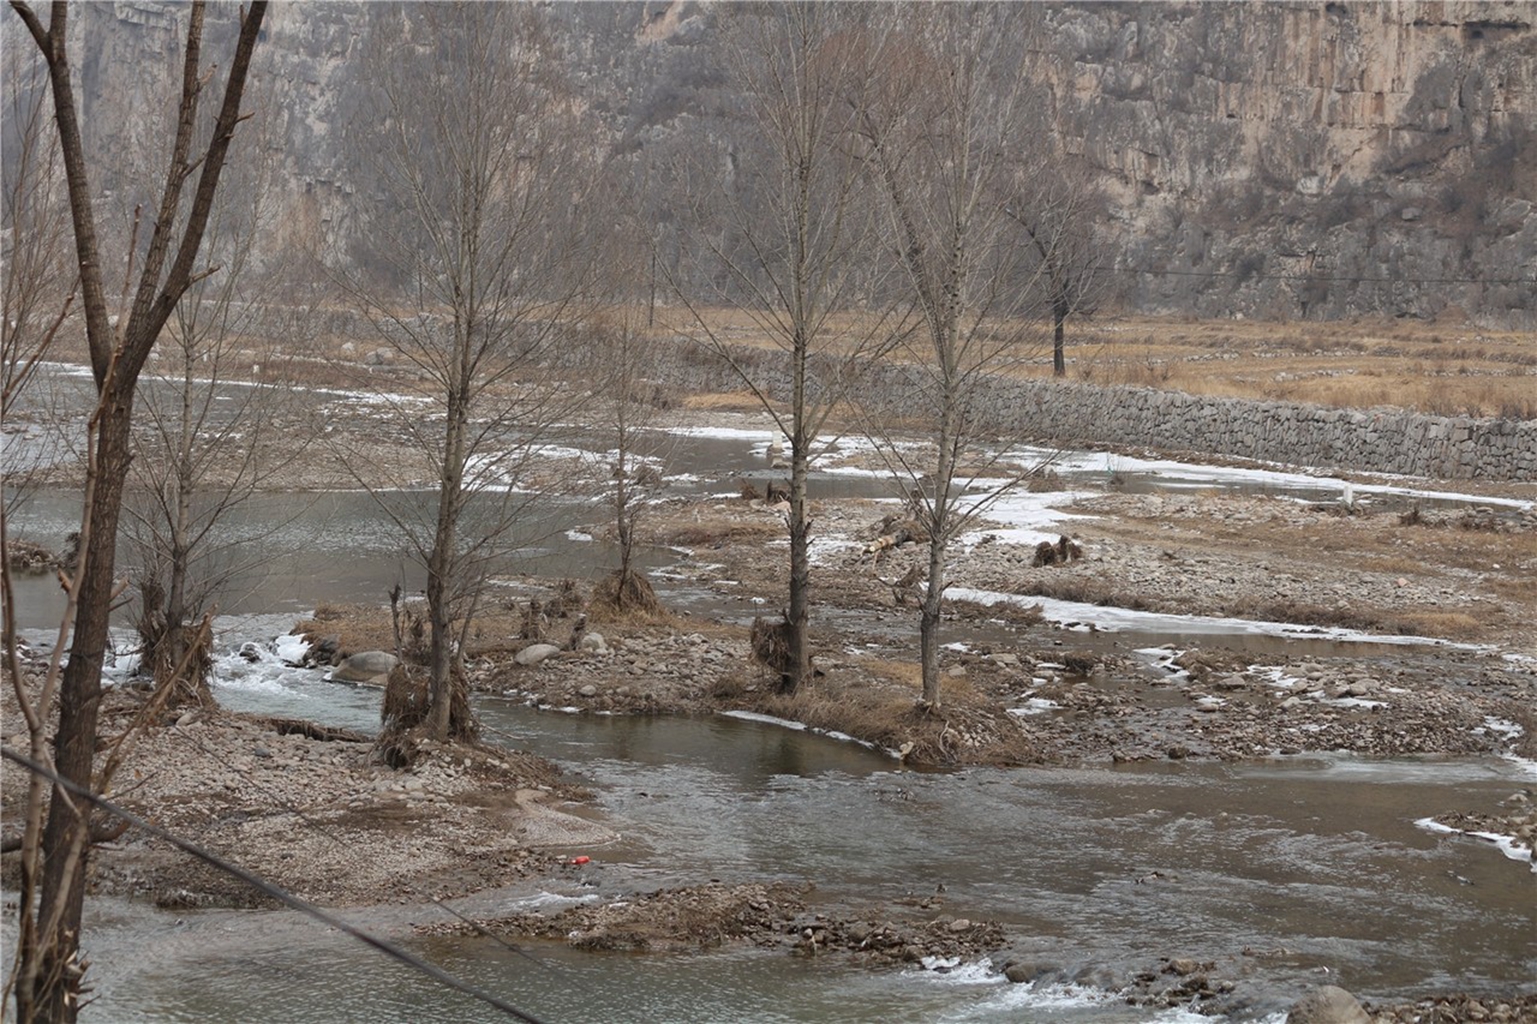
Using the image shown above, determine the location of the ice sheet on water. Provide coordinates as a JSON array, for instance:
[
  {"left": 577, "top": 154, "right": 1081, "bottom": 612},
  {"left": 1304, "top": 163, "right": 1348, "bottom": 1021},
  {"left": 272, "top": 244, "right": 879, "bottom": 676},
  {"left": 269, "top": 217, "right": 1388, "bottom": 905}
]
[
  {"left": 946, "top": 586, "right": 1484, "bottom": 648},
  {"left": 1415, "top": 817, "right": 1536, "bottom": 872}
]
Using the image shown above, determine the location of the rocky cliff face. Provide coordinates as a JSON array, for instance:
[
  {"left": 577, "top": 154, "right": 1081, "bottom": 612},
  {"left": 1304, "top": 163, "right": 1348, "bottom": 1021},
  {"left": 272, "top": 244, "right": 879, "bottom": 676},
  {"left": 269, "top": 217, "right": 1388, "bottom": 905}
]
[
  {"left": 1036, "top": 1, "right": 1536, "bottom": 325},
  {"left": 16, "top": 1, "right": 1534, "bottom": 327}
]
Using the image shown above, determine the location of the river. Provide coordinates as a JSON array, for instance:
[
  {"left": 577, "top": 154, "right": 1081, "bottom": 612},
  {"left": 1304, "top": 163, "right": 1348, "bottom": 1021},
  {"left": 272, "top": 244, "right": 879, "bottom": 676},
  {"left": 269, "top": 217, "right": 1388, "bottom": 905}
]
[{"left": 5, "top": 372, "right": 1535, "bottom": 1022}]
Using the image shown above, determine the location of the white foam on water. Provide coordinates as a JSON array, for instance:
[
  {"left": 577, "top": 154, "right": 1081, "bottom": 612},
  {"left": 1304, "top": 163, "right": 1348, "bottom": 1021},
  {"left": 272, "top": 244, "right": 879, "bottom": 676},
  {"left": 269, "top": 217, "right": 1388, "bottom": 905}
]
[
  {"left": 1008, "top": 698, "right": 1061, "bottom": 717},
  {"left": 907, "top": 958, "right": 1001, "bottom": 985},
  {"left": 504, "top": 891, "right": 601, "bottom": 911}
]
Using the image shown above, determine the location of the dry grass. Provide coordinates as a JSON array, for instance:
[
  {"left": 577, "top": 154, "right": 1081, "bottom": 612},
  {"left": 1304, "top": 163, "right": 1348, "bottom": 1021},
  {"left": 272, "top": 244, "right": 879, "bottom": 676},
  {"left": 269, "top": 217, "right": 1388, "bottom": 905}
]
[
  {"left": 643, "top": 514, "right": 785, "bottom": 548},
  {"left": 672, "top": 305, "right": 1536, "bottom": 419},
  {"left": 1059, "top": 315, "right": 1537, "bottom": 418},
  {"left": 751, "top": 656, "right": 1043, "bottom": 766}
]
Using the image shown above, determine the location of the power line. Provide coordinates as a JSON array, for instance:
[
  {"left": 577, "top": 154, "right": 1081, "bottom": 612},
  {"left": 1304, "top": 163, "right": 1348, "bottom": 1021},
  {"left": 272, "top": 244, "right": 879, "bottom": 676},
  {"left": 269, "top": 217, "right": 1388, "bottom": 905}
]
[{"left": 1, "top": 747, "right": 553, "bottom": 1024}]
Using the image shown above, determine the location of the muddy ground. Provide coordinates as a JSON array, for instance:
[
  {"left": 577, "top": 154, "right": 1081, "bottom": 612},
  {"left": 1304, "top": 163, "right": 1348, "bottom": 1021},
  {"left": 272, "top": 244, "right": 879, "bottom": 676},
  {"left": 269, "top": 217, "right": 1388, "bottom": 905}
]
[{"left": 4, "top": 408, "right": 1535, "bottom": 1019}]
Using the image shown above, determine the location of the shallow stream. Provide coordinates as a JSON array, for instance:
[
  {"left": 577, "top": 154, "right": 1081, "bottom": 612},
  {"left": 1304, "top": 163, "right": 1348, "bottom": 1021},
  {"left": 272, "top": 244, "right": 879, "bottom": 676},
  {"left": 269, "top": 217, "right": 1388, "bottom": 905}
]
[{"left": 7, "top": 372, "right": 1535, "bottom": 1020}]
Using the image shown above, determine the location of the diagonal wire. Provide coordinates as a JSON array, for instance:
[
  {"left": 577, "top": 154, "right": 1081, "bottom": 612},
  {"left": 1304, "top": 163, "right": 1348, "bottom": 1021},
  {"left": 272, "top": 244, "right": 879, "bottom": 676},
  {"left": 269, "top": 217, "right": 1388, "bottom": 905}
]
[
  {"left": 1, "top": 747, "right": 553, "bottom": 1024},
  {"left": 431, "top": 896, "right": 566, "bottom": 976}
]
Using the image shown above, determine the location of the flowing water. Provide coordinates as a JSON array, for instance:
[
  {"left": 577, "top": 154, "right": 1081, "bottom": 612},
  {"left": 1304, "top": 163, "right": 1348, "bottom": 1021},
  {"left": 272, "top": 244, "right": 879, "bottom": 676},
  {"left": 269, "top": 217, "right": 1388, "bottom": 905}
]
[
  {"left": 75, "top": 674, "right": 1537, "bottom": 1022},
  {"left": 7, "top": 366, "right": 1535, "bottom": 1021}
]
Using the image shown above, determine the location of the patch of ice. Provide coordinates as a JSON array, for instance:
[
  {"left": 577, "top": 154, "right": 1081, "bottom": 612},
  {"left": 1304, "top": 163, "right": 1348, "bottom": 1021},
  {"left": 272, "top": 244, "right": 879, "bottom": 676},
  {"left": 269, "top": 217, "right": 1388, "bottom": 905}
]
[
  {"left": 1416, "top": 817, "right": 1536, "bottom": 872},
  {"left": 662, "top": 424, "right": 784, "bottom": 442},
  {"left": 1500, "top": 753, "right": 1537, "bottom": 780},
  {"left": 1009, "top": 444, "right": 1536, "bottom": 512},
  {"left": 1008, "top": 698, "right": 1061, "bottom": 716},
  {"left": 1482, "top": 716, "right": 1525, "bottom": 740},
  {"left": 274, "top": 632, "right": 311, "bottom": 665},
  {"left": 719, "top": 710, "right": 899, "bottom": 757},
  {"left": 946, "top": 586, "right": 1486, "bottom": 648},
  {"left": 565, "top": 530, "right": 594, "bottom": 542},
  {"left": 958, "top": 487, "right": 1100, "bottom": 548}
]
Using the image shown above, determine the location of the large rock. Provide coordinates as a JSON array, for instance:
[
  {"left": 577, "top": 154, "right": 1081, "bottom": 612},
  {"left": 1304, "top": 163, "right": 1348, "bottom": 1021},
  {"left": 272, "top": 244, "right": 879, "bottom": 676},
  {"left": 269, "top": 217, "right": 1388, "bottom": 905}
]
[
  {"left": 578, "top": 631, "right": 608, "bottom": 655},
  {"left": 515, "top": 643, "right": 562, "bottom": 667},
  {"left": 330, "top": 650, "right": 398, "bottom": 683},
  {"left": 1286, "top": 985, "right": 1369, "bottom": 1024}
]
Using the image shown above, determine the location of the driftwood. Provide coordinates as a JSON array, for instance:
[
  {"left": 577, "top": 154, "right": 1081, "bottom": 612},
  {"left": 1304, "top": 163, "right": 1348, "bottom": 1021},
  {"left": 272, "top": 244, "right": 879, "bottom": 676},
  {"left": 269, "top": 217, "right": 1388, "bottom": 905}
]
[
  {"left": 866, "top": 517, "right": 929, "bottom": 557},
  {"left": 2, "top": 817, "right": 127, "bottom": 854}
]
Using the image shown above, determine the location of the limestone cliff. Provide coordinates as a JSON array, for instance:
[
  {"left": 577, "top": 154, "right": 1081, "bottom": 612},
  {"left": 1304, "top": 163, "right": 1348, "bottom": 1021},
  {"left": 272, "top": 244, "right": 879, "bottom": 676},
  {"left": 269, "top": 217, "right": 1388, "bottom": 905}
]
[{"left": 11, "top": 1, "right": 1533, "bottom": 327}]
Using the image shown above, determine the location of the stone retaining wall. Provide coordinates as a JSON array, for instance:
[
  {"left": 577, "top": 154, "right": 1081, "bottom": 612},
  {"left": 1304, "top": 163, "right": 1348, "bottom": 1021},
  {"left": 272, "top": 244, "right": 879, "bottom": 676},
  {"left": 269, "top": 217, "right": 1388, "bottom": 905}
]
[
  {"left": 645, "top": 343, "right": 1537, "bottom": 482},
  {"left": 232, "top": 300, "right": 1535, "bottom": 482}
]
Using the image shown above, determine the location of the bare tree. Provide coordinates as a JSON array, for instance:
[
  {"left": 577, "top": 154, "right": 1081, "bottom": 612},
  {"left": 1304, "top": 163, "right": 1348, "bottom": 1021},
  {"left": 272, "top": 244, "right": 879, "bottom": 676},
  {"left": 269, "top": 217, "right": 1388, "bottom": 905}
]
[
  {"left": 343, "top": 3, "right": 599, "bottom": 744},
  {"left": 4, "top": 3, "right": 267, "bottom": 1018},
  {"left": 587, "top": 298, "right": 670, "bottom": 616},
  {"left": 123, "top": 124, "right": 309, "bottom": 706},
  {"left": 674, "top": 2, "right": 902, "bottom": 691},
  {"left": 851, "top": 3, "right": 1049, "bottom": 707},
  {"left": 1002, "top": 157, "right": 1106, "bottom": 377}
]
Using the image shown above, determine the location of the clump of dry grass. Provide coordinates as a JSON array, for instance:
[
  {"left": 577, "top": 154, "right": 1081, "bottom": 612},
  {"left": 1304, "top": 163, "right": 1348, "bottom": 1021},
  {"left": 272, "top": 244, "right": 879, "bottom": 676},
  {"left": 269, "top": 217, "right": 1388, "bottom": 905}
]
[
  {"left": 681, "top": 391, "right": 777, "bottom": 413},
  {"left": 750, "top": 669, "right": 1044, "bottom": 766},
  {"left": 374, "top": 663, "right": 477, "bottom": 769},
  {"left": 589, "top": 569, "right": 665, "bottom": 621},
  {"left": 648, "top": 516, "right": 784, "bottom": 548}
]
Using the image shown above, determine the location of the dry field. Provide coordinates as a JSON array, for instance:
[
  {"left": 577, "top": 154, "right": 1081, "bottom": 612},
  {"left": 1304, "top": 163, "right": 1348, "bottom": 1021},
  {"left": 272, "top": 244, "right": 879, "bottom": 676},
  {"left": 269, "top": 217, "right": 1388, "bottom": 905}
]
[
  {"left": 668, "top": 306, "right": 1537, "bottom": 420},
  {"left": 41, "top": 307, "right": 1536, "bottom": 421}
]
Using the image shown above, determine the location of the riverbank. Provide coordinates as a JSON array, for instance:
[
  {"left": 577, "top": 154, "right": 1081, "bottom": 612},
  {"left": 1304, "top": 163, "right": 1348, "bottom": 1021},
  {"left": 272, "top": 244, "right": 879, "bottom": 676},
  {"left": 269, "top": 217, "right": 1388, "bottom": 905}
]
[{"left": 5, "top": 405, "right": 1535, "bottom": 1020}]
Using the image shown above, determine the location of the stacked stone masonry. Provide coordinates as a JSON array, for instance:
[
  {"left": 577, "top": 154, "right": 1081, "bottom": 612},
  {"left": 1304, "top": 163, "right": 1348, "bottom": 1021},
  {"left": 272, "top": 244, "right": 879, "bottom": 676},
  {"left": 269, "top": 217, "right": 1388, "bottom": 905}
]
[{"left": 649, "top": 344, "right": 1536, "bottom": 483}]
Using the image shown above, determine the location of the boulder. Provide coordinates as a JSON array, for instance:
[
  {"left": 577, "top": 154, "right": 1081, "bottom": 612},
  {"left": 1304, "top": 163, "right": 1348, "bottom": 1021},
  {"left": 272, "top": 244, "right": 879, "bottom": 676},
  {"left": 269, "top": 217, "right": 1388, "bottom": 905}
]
[
  {"left": 1286, "top": 985, "right": 1369, "bottom": 1024},
  {"left": 331, "top": 650, "right": 398, "bottom": 683},
  {"left": 515, "top": 643, "right": 562, "bottom": 667},
  {"left": 578, "top": 631, "right": 608, "bottom": 655},
  {"left": 303, "top": 635, "right": 341, "bottom": 668}
]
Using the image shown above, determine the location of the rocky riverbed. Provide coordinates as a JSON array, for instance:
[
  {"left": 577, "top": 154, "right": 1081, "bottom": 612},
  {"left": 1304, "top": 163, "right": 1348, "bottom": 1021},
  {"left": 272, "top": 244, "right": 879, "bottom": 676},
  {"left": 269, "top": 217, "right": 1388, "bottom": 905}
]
[{"left": 5, "top": 411, "right": 1534, "bottom": 1020}]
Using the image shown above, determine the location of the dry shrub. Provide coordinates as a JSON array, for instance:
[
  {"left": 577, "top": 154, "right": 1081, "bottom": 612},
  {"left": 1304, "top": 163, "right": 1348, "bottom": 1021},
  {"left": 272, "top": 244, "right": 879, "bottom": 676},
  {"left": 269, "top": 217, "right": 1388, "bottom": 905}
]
[
  {"left": 947, "top": 598, "right": 1044, "bottom": 627},
  {"left": 374, "top": 663, "right": 477, "bottom": 769},
  {"left": 752, "top": 678, "right": 1043, "bottom": 766},
  {"left": 750, "top": 615, "right": 793, "bottom": 688},
  {"left": 1025, "top": 468, "right": 1062, "bottom": 493},
  {"left": 590, "top": 568, "right": 664, "bottom": 621},
  {"left": 737, "top": 479, "right": 761, "bottom": 501},
  {"left": 1032, "top": 535, "right": 1083, "bottom": 567},
  {"left": 5, "top": 539, "right": 55, "bottom": 575},
  {"left": 135, "top": 581, "right": 214, "bottom": 708}
]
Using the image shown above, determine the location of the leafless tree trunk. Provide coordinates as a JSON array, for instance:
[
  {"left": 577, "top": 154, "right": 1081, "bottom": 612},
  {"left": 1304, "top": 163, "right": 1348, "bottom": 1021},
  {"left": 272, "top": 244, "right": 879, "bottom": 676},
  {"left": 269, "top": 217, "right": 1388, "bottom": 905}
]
[
  {"left": 343, "top": 3, "right": 598, "bottom": 744},
  {"left": 124, "top": 136, "right": 309, "bottom": 707},
  {"left": 851, "top": 4, "right": 1048, "bottom": 707},
  {"left": 675, "top": 2, "right": 903, "bottom": 692},
  {"left": 590, "top": 295, "right": 669, "bottom": 615},
  {"left": 5, "top": 3, "right": 267, "bottom": 1018},
  {"left": 1002, "top": 159, "right": 1107, "bottom": 378}
]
